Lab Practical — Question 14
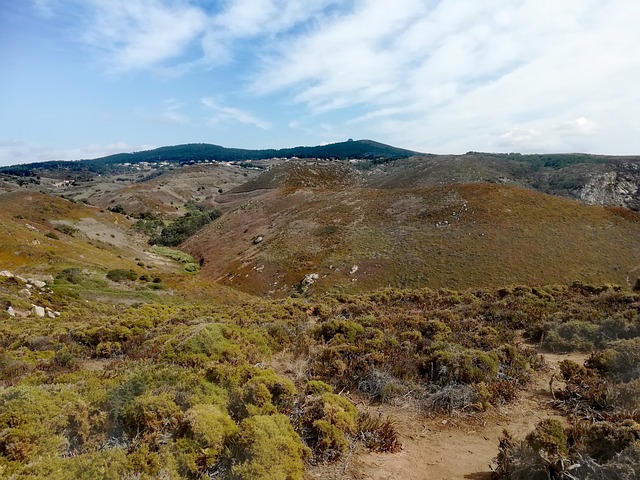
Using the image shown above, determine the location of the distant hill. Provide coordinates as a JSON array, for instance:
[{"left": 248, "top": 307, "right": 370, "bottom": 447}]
[{"left": 0, "top": 139, "right": 420, "bottom": 175}]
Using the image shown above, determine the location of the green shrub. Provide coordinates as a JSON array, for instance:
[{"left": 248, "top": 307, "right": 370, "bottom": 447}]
[
  {"left": 313, "top": 319, "right": 364, "bottom": 344},
  {"left": 44, "top": 232, "right": 59, "bottom": 240},
  {"left": 54, "top": 224, "right": 79, "bottom": 237},
  {"left": 0, "top": 386, "right": 70, "bottom": 461},
  {"left": 306, "top": 380, "right": 334, "bottom": 395},
  {"left": 543, "top": 320, "right": 601, "bottom": 352},
  {"left": 123, "top": 392, "right": 182, "bottom": 436},
  {"left": 181, "top": 404, "right": 237, "bottom": 471},
  {"left": 151, "top": 209, "right": 221, "bottom": 247},
  {"left": 55, "top": 268, "right": 84, "bottom": 284},
  {"left": 526, "top": 419, "right": 568, "bottom": 457},
  {"left": 300, "top": 392, "right": 358, "bottom": 461},
  {"left": 231, "top": 414, "right": 309, "bottom": 480},
  {"left": 106, "top": 269, "right": 138, "bottom": 283}
]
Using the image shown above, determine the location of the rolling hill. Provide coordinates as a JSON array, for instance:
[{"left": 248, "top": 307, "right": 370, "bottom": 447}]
[{"left": 182, "top": 160, "right": 640, "bottom": 296}]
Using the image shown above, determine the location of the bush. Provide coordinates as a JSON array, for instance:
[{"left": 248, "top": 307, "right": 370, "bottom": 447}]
[
  {"left": 357, "top": 412, "right": 402, "bottom": 453},
  {"left": 106, "top": 269, "right": 138, "bottom": 283},
  {"left": 44, "top": 232, "right": 59, "bottom": 240},
  {"left": 297, "top": 392, "right": 358, "bottom": 461},
  {"left": 123, "top": 392, "right": 182, "bottom": 436},
  {"left": 151, "top": 209, "right": 221, "bottom": 247},
  {"left": 181, "top": 404, "right": 237, "bottom": 472},
  {"left": 55, "top": 224, "right": 79, "bottom": 237},
  {"left": 231, "top": 414, "right": 309, "bottom": 480}
]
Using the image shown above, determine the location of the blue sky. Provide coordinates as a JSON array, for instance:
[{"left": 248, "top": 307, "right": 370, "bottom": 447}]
[{"left": 1, "top": 0, "right": 640, "bottom": 166}]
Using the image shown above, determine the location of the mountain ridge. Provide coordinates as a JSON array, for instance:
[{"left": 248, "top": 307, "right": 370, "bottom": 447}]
[{"left": 0, "top": 139, "right": 421, "bottom": 175}]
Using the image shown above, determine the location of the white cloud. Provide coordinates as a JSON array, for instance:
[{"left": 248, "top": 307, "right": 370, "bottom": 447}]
[
  {"left": 201, "top": 98, "right": 271, "bottom": 130},
  {"left": 80, "top": 0, "right": 208, "bottom": 72},
  {"left": 251, "top": 0, "right": 640, "bottom": 153},
  {"left": 58, "top": 0, "right": 342, "bottom": 73},
  {"left": 29, "top": 0, "right": 640, "bottom": 154}
]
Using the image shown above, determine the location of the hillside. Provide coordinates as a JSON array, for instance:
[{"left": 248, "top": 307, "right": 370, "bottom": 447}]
[
  {"left": 182, "top": 161, "right": 640, "bottom": 296},
  {"left": 366, "top": 152, "right": 640, "bottom": 209},
  {"left": 0, "top": 139, "right": 419, "bottom": 176},
  {"left": 3, "top": 152, "right": 640, "bottom": 479}
]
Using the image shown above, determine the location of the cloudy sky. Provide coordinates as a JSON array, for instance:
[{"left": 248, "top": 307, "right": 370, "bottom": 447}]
[{"left": 1, "top": 0, "right": 639, "bottom": 166}]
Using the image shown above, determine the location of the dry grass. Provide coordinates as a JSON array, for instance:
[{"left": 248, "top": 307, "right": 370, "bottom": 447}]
[{"left": 183, "top": 176, "right": 640, "bottom": 297}]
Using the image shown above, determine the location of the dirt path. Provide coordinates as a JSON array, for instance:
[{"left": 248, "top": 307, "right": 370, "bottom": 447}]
[{"left": 311, "top": 349, "right": 588, "bottom": 480}]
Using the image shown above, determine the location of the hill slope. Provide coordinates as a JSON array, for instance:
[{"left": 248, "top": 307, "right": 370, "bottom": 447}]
[{"left": 183, "top": 161, "right": 640, "bottom": 296}]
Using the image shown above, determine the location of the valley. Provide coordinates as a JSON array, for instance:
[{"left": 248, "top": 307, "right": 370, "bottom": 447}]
[{"left": 1, "top": 142, "right": 640, "bottom": 479}]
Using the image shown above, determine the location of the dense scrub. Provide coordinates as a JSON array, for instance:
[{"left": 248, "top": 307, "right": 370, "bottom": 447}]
[
  {"left": 151, "top": 206, "right": 221, "bottom": 247},
  {"left": 1, "top": 276, "right": 640, "bottom": 478}
]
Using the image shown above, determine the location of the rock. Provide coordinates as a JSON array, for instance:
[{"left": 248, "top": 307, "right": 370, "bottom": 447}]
[
  {"left": 16, "top": 275, "right": 28, "bottom": 283},
  {"left": 19, "top": 288, "right": 31, "bottom": 297},
  {"left": 302, "top": 273, "right": 319, "bottom": 284},
  {"left": 30, "top": 279, "right": 47, "bottom": 289},
  {"left": 31, "top": 305, "right": 45, "bottom": 317},
  {"left": 252, "top": 235, "right": 264, "bottom": 245},
  {"left": 349, "top": 265, "right": 359, "bottom": 275},
  {"left": 0, "top": 271, "right": 13, "bottom": 278},
  {"left": 6, "top": 306, "right": 15, "bottom": 317},
  {"left": 46, "top": 310, "right": 56, "bottom": 319},
  {"left": 298, "top": 273, "right": 319, "bottom": 294}
]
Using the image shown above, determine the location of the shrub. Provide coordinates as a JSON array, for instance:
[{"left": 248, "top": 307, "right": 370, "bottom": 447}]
[
  {"left": 108, "top": 204, "right": 126, "bottom": 214},
  {"left": 56, "top": 268, "right": 84, "bottom": 284},
  {"left": 181, "top": 404, "right": 237, "bottom": 472},
  {"left": 313, "top": 319, "right": 364, "bottom": 344},
  {"left": 44, "top": 232, "right": 59, "bottom": 240},
  {"left": 123, "top": 392, "right": 183, "bottom": 436},
  {"left": 298, "top": 392, "right": 358, "bottom": 461},
  {"left": 526, "top": 419, "right": 568, "bottom": 457},
  {"left": 150, "top": 209, "right": 221, "bottom": 247},
  {"left": 357, "top": 412, "right": 402, "bottom": 453},
  {"left": 231, "top": 414, "right": 309, "bottom": 480},
  {"left": 306, "top": 380, "right": 334, "bottom": 395},
  {"left": 55, "top": 224, "right": 79, "bottom": 236},
  {"left": 106, "top": 269, "right": 138, "bottom": 283}
]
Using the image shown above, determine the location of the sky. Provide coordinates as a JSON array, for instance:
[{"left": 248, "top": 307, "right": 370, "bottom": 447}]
[{"left": 1, "top": 0, "right": 640, "bottom": 166}]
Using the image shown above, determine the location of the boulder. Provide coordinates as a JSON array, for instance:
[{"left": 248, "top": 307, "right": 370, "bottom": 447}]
[
  {"left": 0, "top": 271, "right": 13, "bottom": 278},
  {"left": 19, "top": 288, "right": 31, "bottom": 297},
  {"left": 6, "top": 306, "right": 15, "bottom": 317},
  {"left": 31, "top": 305, "right": 45, "bottom": 317}
]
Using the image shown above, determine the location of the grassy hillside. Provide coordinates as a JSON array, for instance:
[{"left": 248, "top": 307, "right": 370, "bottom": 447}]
[{"left": 184, "top": 163, "right": 640, "bottom": 296}]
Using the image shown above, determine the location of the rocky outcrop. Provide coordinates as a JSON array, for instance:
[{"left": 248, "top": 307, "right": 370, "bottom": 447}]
[{"left": 577, "top": 169, "right": 639, "bottom": 208}]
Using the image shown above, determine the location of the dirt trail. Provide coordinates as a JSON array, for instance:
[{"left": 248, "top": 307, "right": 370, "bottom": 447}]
[{"left": 312, "top": 349, "right": 589, "bottom": 480}]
